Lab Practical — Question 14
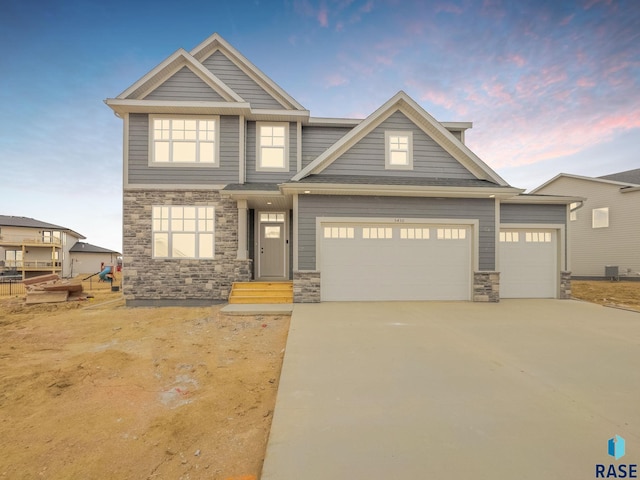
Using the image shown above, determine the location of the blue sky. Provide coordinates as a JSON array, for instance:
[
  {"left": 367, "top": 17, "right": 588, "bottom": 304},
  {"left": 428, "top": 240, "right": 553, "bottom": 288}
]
[{"left": 1, "top": 0, "right": 638, "bottom": 252}]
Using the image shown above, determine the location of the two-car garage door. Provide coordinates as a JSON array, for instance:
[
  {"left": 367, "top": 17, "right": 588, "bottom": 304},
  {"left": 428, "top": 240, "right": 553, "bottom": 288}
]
[{"left": 320, "top": 222, "right": 472, "bottom": 301}]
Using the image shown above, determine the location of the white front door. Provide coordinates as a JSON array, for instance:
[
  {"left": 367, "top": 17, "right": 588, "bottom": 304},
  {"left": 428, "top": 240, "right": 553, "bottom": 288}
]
[{"left": 258, "top": 213, "right": 286, "bottom": 279}]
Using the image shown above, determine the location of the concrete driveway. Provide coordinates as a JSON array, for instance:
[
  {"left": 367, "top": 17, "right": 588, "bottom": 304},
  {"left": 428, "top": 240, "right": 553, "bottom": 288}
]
[{"left": 261, "top": 300, "right": 640, "bottom": 480}]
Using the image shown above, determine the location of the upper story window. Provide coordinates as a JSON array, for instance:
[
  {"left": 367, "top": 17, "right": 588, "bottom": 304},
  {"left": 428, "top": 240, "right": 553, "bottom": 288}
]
[
  {"left": 257, "top": 122, "right": 289, "bottom": 171},
  {"left": 592, "top": 207, "right": 609, "bottom": 229},
  {"left": 150, "top": 115, "right": 219, "bottom": 166},
  {"left": 385, "top": 131, "right": 413, "bottom": 170}
]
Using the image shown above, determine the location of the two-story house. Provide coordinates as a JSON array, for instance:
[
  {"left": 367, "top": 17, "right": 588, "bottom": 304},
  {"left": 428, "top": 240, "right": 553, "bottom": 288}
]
[
  {"left": 0, "top": 216, "right": 84, "bottom": 279},
  {"left": 532, "top": 169, "right": 640, "bottom": 278},
  {"left": 106, "top": 33, "right": 577, "bottom": 306}
]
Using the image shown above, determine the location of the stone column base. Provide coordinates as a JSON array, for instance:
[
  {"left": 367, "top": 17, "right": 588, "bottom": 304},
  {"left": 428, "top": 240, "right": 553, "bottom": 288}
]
[
  {"left": 473, "top": 271, "right": 500, "bottom": 302},
  {"left": 294, "top": 271, "right": 321, "bottom": 303},
  {"left": 560, "top": 271, "right": 571, "bottom": 299}
]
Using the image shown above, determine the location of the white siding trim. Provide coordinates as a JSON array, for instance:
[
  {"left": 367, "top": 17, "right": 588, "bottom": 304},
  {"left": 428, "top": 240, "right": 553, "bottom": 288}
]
[
  {"left": 293, "top": 194, "right": 299, "bottom": 271},
  {"left": 123, "top": 113, "right": 130, "bottom": 188},
  {"left": 296, "top": 121, "right": 302, "bottom": 173},
  {"left": 239, "top": 115, "right": 245, "bottom": 184}
]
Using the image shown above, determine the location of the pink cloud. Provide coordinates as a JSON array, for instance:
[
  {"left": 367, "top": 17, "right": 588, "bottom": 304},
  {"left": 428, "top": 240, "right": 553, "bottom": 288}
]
[
  {"left": 360, "top": 0, "right": 374, "bottom": 13},
  {"left": 576, "top": 77, "right": 596, "bottom": 88},
  {"left": 583, "top": 0, "right": 613, "bottom": 9},
  {"left": 317, "top": 6, "right": 329, "bottom": 27},
  {"left": 559, "top": 14, "right": 574, "bottom": 26},
  {"left": 324, "top": 73, "right": 349, "bottom": 88},
  {"left": 506, "top": 54, "right": 526, "bottom": 67}
]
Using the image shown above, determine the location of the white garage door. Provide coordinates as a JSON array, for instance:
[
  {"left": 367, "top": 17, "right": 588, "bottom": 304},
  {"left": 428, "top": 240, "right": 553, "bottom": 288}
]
[
  {"left": 499, "top": 229, "right": 557, "bottom": 298},
  {"left": 320, "top": 223, "right": 472, "bottom": 301}
]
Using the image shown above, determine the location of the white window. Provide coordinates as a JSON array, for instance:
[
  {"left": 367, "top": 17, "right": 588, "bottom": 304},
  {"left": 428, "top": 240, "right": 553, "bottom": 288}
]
[
  {"left": 592, "top": 207, "right": 609, "bottom": 229},
  {"left": 385, "top": 131, "right": 413, "bottom": 169},
  {"left": 525, "top": 231, "right": 552, "bottom": 243},
  {"left": 437, "top": 228, "right": 467, "bottom": 240},
  {"left": 257, "top": 122, "right": 289, "bottom": 171},
  {"left": 569, "top": 202, "right": 579, "bottom": 222},
  {"left": 152, "top": 206, "right": 215, "bottom": 259},
  {"left": 323, "top": 227, "right": 355, "bottom": 239},
  {"left": 400, "top": 228, "right": 430, "bottom": 239},
  {"left": 362, "top": 227, "right": 393, "bottom": 239},
  {"left": 499, "top": 231, "right": 519, "bottom": 242},
  {"left": 260, "top": 213, "right": 285, "bottom": 222},
  {"left": 150, "top": 116, "right": 218, "bottom": 165}
]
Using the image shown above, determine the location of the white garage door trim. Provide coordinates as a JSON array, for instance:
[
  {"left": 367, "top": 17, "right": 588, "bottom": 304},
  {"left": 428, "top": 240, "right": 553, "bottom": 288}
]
[
  {"left": 499, "top": 225, "right": 562, "bottom": 298},
  {"left": 317, "top": 217, "right": 478, "bottom": 302}
]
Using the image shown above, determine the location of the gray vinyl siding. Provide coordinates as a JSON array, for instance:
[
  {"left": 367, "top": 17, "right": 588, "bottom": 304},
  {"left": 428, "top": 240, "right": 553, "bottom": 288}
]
[
  {"left": 535, "top": 177, "right": 640, "bottom": 276},
  {"left": 500, "top": 204, "right": 566, "bottom": 224},
  {"left": 245, "top": 121, "right": 297, "bottom": 183},
  {"left": 298, "top": 195, "right": 495, "bottom": 271},
  {"left": 202, "top": 51, "right": 283, "bottom": 109},
  {"left": 301, "top": 126, "right": 353, "bottom": 168},
  {"left": 144, "top": 67, "right": 225, "bottom": 101},
  {"left": 321, "top": 111, "right": 476, "bottom": 179},
  {"left": 127, "top": 113, "right": 239, "bottom": 185}
]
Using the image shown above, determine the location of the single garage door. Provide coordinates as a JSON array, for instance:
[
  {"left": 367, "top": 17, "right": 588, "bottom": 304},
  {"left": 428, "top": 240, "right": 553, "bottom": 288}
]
[
  {"left": 499, "top": 229, "right": 557, "bottom": 298},
  {"left": 320, "top": 222, "right": 472, "bottom": 301}
]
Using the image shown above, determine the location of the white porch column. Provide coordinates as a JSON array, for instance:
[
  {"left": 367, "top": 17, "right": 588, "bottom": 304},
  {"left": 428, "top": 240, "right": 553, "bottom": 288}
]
[{"left": 237, "top": 199, "right": 248, "bottom": 260}]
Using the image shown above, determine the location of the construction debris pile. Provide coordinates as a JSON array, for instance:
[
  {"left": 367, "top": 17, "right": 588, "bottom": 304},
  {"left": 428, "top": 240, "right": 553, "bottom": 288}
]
[{"left": 23, "top": 274, "right": 84, "bottom": 305}]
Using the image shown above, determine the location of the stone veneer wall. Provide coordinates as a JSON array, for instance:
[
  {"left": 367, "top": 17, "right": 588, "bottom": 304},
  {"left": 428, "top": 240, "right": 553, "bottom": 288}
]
[
  {"left": 560, "top": 271, "right": 571, "bottom": 299},
  {"left": 293, "top": 271, "right": 321, "bottom": 303},
  {"left": 473, "top": 271, "right": 500, "bottom": 302},
  {"left": 123, "top": 189, "right": 251, "bottom": 306}
]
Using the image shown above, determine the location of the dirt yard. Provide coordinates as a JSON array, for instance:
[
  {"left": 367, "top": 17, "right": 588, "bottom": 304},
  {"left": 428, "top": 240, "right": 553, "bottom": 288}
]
[
  {"left": 572, "top": 280, "right": 640, "bottom": 312},
  {"left": 0, "top": 286, "right": 290, "bottom": 480}
]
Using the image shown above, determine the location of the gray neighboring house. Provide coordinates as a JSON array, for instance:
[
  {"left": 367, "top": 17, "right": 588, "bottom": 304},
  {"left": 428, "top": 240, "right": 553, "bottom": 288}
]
[
  {"left": 106, "top": 33, "right": 577, "bottom": 306},
  {"left": 69, "top": 242, "right": 122, "bottom": 276},
  {"left": 532, "top": 169, "right": 640, "bottom": 278},
  {"left": 0, "top": 216, "right": 85, "bottom": 279}
]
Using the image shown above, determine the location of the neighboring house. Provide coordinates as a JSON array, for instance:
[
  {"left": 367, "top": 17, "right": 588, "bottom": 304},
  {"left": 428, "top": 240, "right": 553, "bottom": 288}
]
[
  {"left": 0, "top": 216, "right": 85, "bottom": 279},
  {"left": 0, "top": 216, "right": 119, "bottom": 279},
  {"left": 69, "top": 242, "right": 122, "bottom": 276},
  {"left": 532, "top": 169, "right": 640, "bottom": 278},
  {"left": 105, "top": 33, "right": 577, "bottom": 306}
]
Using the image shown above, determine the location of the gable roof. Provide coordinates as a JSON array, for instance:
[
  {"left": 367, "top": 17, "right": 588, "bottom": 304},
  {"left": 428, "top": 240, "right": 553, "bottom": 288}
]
[
  {"left": 69, "top": 242, "right": 120, "bottom": 254},
  {"left": 598, "top": 168, "right": 640, "bottom": 185},
  {"left": 531, "top": 172, "right": 640, "bottom": 193},
  {"left": 115, "top": 48, "right": 244, "bottom": 102},
  {"left": 291, "top": 91, "right": 509, "bottom": 186},
  {"left": 190, "top": 33, "right": 305, "bottom": 111},
  {"left": 0, "top": 215, "right": 85, "bottom": 239}
]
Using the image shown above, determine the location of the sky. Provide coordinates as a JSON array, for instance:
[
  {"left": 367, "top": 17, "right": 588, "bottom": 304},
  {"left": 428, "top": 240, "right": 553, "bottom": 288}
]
[{"left": 1, "top": 0, "right": 638, "bottom": 253}]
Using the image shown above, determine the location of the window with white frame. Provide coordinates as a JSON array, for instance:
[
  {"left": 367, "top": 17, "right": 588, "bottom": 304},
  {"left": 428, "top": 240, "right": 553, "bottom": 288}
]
[
  {"left": 362, "top": 227, "right": 393, "bottom": 239},
  {"left": 400, "top": 228, "right": 430, "bottom": 239},
  {"left": 323, "top": 227, "right": 355, "bottom": 239},
  {"left": 592, "top": 207, "right": 609, "bottom": 229},
  {"left": 525, "top": 231, "right": 552, "bottom": 243},
  {"left": 385, "top": 131, "right": 413, "bottom": 169},
  {"left": 437, "top": 228, "right": 467, "bottom": 240},
  {"left": 257, "top": 122, "right": 289, "bottom": 171},
  {"left": 150, "top": 116, "right": 218, "bottom": 165},
  {"left": 152, "top": 206, "right": 215, "bottom": 259},
  {"left": 499, "top": 231, "right": 519, "bottom": 242}
]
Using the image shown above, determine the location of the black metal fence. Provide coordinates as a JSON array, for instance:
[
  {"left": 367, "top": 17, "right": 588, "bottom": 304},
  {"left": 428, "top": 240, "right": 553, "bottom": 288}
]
[{"left": 0, "top": 279, "right": 25, "bottom": 297}]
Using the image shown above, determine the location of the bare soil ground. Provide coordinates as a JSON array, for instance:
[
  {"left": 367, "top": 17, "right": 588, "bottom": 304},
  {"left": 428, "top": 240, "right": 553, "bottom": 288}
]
[
  {"left": 571, "top": 280, "right": 640, "bottom": 312},
  {"left": 0, "top": 283, "right": 290, "bottom": 480},
  {"left": 0, "top": 278, "right": 636, "bottom": 479}
]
